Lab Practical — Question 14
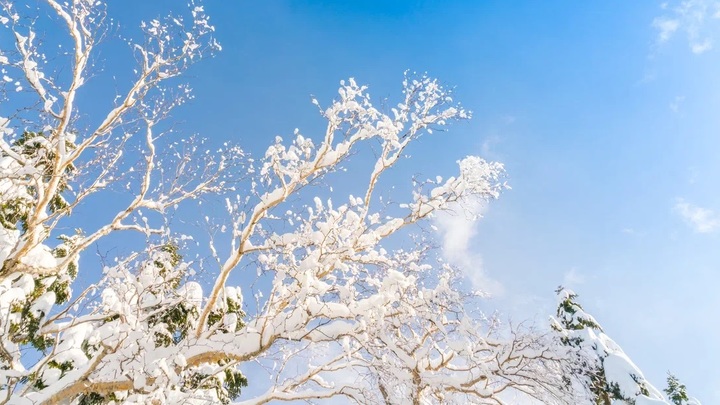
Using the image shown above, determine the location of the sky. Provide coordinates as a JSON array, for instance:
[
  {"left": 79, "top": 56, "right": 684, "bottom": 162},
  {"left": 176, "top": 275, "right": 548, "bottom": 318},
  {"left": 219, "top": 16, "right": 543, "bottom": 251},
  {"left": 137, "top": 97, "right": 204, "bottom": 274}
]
[{"left": 63, "top": 0, "right": 720, "bottom": 402}]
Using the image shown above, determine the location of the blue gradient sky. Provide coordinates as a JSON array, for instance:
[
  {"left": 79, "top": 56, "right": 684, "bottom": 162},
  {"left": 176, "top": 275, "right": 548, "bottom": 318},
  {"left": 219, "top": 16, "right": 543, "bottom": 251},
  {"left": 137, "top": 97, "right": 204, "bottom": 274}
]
[{"left": 104, "top": 1, "right": 720, "bottom": 401}]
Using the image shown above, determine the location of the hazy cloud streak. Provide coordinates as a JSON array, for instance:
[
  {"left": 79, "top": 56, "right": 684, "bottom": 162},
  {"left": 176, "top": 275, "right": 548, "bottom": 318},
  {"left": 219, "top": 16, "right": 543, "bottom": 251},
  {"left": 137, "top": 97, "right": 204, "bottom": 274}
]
[
  {"left": 675, "top": 198, "right": 720, "bottom": 233},
  {"left": 653, "top": 0, "right": 720, "bottom": 54}
]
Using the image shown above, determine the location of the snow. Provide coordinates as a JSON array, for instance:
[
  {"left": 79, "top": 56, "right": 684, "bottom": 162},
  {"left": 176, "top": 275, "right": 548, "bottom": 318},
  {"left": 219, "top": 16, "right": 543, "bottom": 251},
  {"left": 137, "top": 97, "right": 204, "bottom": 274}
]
[
  {"left": 178, "top": 281, "right": 203, "bottom": 306},
  {"left": 20, "top": 243, "right": 58, "bottom": 270},
  {"left": 0, "top": 18, "right": 689, "bottom": 402},
  {"left": 30, "top": 291, "right": 55, "bottom": 317},
  {"left": 553, "top": 288, "right": 677, "bottom": 404},
  {"left": 22, "top": 59, "right": 45, "bottom": 97},
  {"left": 0, "top": 229, "right": 19, "bottom": 264}
]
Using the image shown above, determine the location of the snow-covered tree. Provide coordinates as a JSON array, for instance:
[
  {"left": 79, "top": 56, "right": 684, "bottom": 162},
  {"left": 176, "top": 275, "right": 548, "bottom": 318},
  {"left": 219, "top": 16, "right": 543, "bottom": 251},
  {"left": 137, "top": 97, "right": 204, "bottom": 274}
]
[
  {"left": 0, "top": 1, "right": 587, "bottom": 404},
  {"left": 551, "top": 288, "right": 698, "bottom": 405},
  {"left": 664, "top": 373, "right": 701, "bottom": 405}
]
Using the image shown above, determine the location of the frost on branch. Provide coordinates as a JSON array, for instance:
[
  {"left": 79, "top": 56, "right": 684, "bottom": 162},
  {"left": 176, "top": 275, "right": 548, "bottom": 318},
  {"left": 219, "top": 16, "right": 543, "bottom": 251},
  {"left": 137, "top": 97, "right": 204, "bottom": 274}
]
[
  {"left": 0, "top": 0, "right": 245, "bottom": 402},
  {"left": 0, "top": 1, "right": 591, "bottom": 404}
]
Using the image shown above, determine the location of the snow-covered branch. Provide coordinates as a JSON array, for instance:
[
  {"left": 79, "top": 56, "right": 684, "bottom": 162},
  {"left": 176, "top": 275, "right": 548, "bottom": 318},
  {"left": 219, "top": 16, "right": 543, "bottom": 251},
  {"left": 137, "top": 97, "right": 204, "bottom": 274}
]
[{"left": 0, "top": 2, "right": 673, "bottom": 404}]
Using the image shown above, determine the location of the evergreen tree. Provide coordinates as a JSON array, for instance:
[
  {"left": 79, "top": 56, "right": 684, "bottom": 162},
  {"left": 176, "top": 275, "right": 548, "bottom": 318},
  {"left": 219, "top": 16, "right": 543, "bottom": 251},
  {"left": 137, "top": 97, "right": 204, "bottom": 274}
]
[
  {"left": 552, "top": 287, "right": 666, "bottom": 404},
  {"left": 665, "top": 373, "right": 689, "bottom": 405},
  {"left": 664, "top": 373, "right": 701, "bottom": 405}
]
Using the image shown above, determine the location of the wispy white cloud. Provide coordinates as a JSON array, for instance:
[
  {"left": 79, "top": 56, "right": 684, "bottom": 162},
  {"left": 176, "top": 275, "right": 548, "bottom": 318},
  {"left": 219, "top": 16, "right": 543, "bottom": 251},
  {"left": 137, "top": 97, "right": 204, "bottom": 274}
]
[
  {"left": 562, "top": 268, "right": 584, "bottom": 288},
  {"left": 674, "top": 198, "right": 720, "bottom": 233},
  {"left": 653, "top": 17, "right": 680, "bottom": 42},
  {"left": 636, "top": 70, "right": 657, "bottom": 85},
  {"left": 433, "top": 201, "right": 504, "bottom": 295},
  {"left": 621, "top": 227, "right": 647, "bottom": 237},
  {"left": 669, "top": 95, "right": 685, "bottom": 112},
  {"left": 501, "top": 115, "right": 516, "bottom": 125},
  {"left": 653, "top": 0, "right": 720, "bottom": 54},
  {"left": 691, "top": 37, "right": 714, "bottom": 53},
  {"left": 480, "top": 134, "right": 501, "bottom": 159}
]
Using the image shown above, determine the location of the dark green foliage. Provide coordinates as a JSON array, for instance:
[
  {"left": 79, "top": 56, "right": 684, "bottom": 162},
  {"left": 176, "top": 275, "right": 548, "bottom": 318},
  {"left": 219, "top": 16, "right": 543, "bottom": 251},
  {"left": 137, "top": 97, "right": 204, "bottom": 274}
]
[
  {"left": 0, "top": 133, "right": 79, "bottom": 355},
  {"left": 154, "top": 243, "right": 183, "bottom": 288},
  {"left": 605, "top": 382, "right": 627, "bottom": 404},
  {"left": 16, "top": 362, "right": 74, "bottom": 392},
  {"left": 81, "top": 340, "right": 100, "bottom": 358},
  {"left": 149, "top": 301, "right": 198, "bottom": 347},
  {"left": 54, "top": 234, "right": 80, "bottom": 278},
  {"left": 0, "top": 129, "right": 259, "bottom": 403},
  {"left": 0, "top": 132, "right": 77, "bottom": 232},
  {"left": 665, "top": 373, "right": 689, "bottom": 405},
  {"left": 553, "top": 287, "right": 663, "bottom": 405},
  {"left": 13, "top": 131, "right": 76, "bottom": 189},
  {"left": 5, "top": 239, "right": 78, "bottom": 353},
  {"left": 48, "top": 360, "right": 74, "bottom": 376},
  {"left": 77, "top": 393, "right": 106, "bottom": 405},
  {"left": 207, "top": 310, "right": 223, "bottom": 328},
  {"left": 223, "top": 368, "right": 249, "bottom": 402},
  {"left": 145, "top": 243, "right": 249, "bottom": 402},
  {"left": 0, "top": 198, "right": 31, "bottom": 230},
  {"left": 48, "top": 280, "right": 71, "bottom": 304},
  {"left": 146, "top": 244, "right": 198, "bottom": 346},
  {"left": 78, "top": 392, "right": 118, "bottom": 405},
  {"left": 186, "top": 365, "right": 248, "bottom": 404},
  {"left": 32, "top": 375, "right": 48, "bottom": 390},
  {"left": 206, "top": 294, "right": 245, "bottom": 332},
  {"left": 554, "top": 287, "right": 613, "bottom": 405},
  {"left": 8, "top": 309, "right": 52, "bottom": 352},
  {"left": 554, "top": 286, "right": 602, "bottom": 332},
  {"left": 634, "top": 374, "right": 650, "bottom": 396},
  {"left": 7, "top": 277, "right": 52, "bottom": 351}
]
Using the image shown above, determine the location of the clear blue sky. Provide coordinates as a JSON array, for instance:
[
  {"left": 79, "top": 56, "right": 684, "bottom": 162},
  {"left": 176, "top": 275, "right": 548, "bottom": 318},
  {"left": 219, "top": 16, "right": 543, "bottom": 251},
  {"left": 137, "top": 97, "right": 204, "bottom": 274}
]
[{"left": 101, "top": 0, "right": 720, "bottom": 401}]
